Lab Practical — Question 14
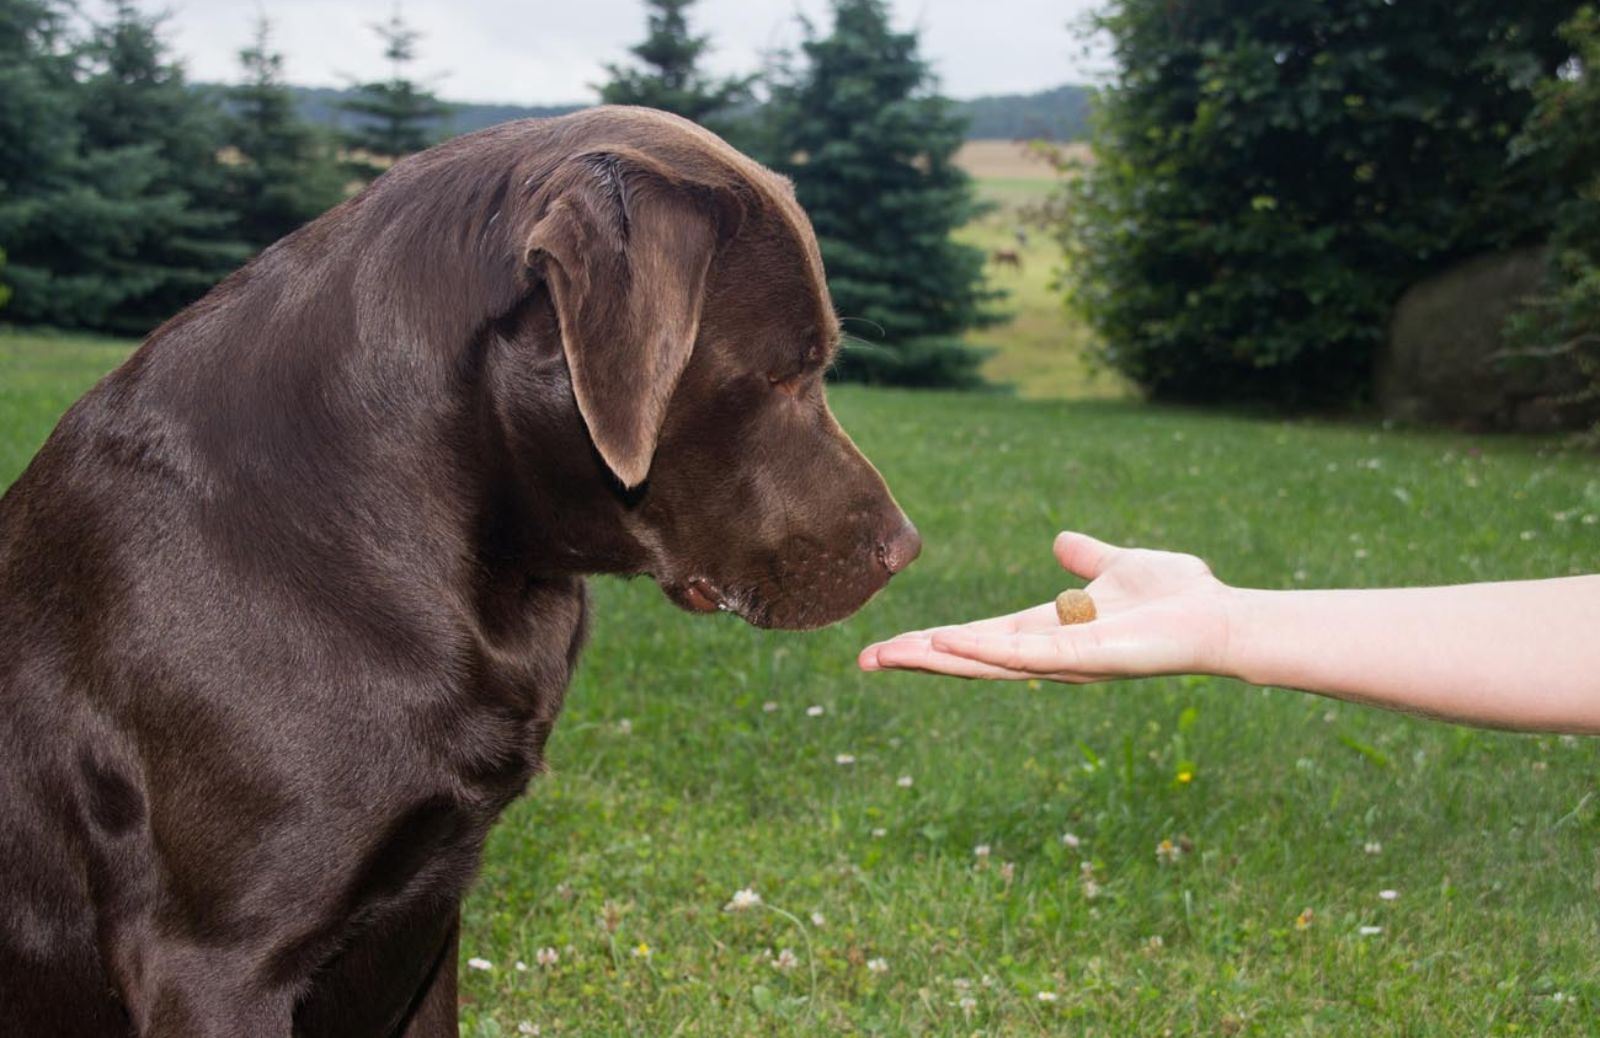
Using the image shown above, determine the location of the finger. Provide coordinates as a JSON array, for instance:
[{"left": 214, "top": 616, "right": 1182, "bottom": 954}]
[
  {"left": 931, "top": 628, "right": 1099, "bottom": 675},
  {"left": 867, "top": 603, "right": 1061, "bottom": 652},
  {"left": 868, "top": 638, "right": 1041, "bottom": 680},
  {"left": 1054, "top": 531, "right": 1126, "bottom": 581}
]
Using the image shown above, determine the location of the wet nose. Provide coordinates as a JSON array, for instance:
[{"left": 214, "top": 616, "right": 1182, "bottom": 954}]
[{"left": 876, "top": 516, "right": 922, "bottom": 575}]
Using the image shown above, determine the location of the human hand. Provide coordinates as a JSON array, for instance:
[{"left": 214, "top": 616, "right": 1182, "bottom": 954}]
[{"left": 858, "top": 532, "right": 1237, "bottom": 683}]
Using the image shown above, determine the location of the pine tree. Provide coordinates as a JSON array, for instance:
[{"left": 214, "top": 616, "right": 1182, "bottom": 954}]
[
  {"left": 599, "top": 0, "right": 754, "bottom": 136},
  {"left": 72, "top": 0, "right": 250, "bottom": 333},
  {"left": 768, "top": 0, "right": 998, "bottom": 387},
  {"left": 337, "top": 10, "right": 452, "bottom": 178},
  {"left": 225, "top": 17, "right": 345, "bottom": 248},
  {"left": 0, "top": 0, "right": 125, "bottom": 327}
]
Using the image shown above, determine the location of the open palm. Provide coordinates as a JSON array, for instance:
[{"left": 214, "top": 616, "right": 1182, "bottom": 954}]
[{"left": 859, "top": 532, "right": 1235, "bottom": 683}]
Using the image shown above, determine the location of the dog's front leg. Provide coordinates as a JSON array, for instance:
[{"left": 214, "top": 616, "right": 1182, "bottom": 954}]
[{"left": 398, "top": 913, "right": 460, "bottom": 1038}]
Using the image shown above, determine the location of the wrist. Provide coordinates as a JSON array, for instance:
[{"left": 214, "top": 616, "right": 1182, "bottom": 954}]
[{"left": 1216, "top": 585, "right": 1269, "bottom": 684}]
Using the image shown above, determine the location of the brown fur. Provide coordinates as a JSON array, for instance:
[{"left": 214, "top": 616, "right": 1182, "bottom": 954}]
[{"left": 0, "top": 107, "right": 919, "bottom": 1037}]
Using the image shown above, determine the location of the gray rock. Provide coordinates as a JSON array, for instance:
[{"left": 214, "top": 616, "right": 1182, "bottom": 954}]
[{"left": 1378, "top": 247, "right": 1596, "bottom": 431}]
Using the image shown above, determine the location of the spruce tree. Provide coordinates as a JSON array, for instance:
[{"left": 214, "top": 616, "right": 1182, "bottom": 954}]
[
  {"left": 73, "top": 0, "right": 250, "bottom": 333},
  {"left": 337, "top": 11, "right": 452, "bottom": 178},
  {"left": 768, "top": 0, "right": 998, "bottom": 387},
  {"left": 599, "top": 0, "right": 754, "bottom": 136},
  {"left": 0, "top": 0, "right": 142, "bottom": 328},
  {"left": 226, "top": 17, "right": 345, "bottom": 248}
]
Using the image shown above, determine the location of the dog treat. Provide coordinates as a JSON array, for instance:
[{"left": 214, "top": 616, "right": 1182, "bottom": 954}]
[{"left": 1055, "top": 589, "right": 1097, "bottom": 625}]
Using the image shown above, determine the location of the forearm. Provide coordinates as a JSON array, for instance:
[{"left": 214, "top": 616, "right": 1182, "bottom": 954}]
[{"left": 1223, "top": 577, "right": 1600, "bottom": 733}]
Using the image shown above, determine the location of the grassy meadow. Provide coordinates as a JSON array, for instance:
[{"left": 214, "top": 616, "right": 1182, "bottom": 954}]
[{"left": 2, "top": 166, "right": 1599, "bottom": 1035}]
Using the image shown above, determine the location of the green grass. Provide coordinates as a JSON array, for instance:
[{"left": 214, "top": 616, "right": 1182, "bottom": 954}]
[
  {"left": 963, "top": 175, "right": 1130, "bottom": 401},
  {"left": 0, "top": 330, "right": 133, "bottom": 486},
  {"left": 4, "top": 331, "right": 1599, "bottom": 1036}
]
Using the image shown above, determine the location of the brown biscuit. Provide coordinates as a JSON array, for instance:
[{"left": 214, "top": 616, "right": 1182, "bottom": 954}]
[{"left": 1055, "top": 589, "right": 1097, "bottom": 625}]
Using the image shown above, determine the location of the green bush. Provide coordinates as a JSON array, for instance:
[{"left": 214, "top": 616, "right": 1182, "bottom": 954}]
[
  {"left": 1503, "top": 6, "right": 1600, "bottom": 434},
  {"left": 1058, "top": 0, "right": 1577, "bottom": 406}
]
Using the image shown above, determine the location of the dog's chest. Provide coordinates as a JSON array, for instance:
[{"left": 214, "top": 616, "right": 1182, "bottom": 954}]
[{"left": 430, "top": 576, "right": 590, "bottom": 800}]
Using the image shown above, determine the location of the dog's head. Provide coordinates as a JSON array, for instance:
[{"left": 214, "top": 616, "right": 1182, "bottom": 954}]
[{"left": 517, "top": 109, "right": 918, "bottom": 630}]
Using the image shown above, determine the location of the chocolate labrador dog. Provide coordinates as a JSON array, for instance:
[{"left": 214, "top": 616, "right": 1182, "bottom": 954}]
[{"left": 0, "top": 107, "right": 919, "bottom": 1036}]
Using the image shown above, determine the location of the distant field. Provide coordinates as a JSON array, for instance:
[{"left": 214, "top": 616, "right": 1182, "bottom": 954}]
[
  {"left": 953, "top": 139, "right": 1090, "bottom": 182},
  {"left": 951, "top": 140, "right": 1124, "bottom": 400}
]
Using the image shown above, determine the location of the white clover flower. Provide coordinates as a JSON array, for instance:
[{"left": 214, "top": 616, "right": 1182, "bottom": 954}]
[
  {"left": 810, "top": 911, "right": 826, "bottom": 927},
  {"left": 998, "top": 861, "right": 1015, "bottom": 883},
  {"left": 536, "top": 946, "right": 559, "bottom": 967},
  {"left": 725, "top": 887, "right": 762, "bottom": 912},
  {"left": 973, "top": 844, "right": 991, "bottom": 859},
  {"left": 896, "top": 774, "right": 914, "bottom": 788},
  {"left": 806, "top": 705, "right": 825, "bottom": 717},
  {"left": 959, "top": 995, "right": 977, "bottom": 1013},
  {"left": 517, "top": 1023, "right": 540, "bottom": 1036},
  {"left": 951, "top": 977, "right": 972, "bottom": 991},
  {"left": 1358, "top": 926, "right": 1383, "bottom": 936},
  {"left": 1364, "top": 841, "right": 1382, "bottom": 855},
  {"left": 866, "top": 957, "right": 889, "bottom": 974},
  {"left": 1379, "top": 889, "right": 1399, "bottom": 901},
  {"left": 615, "top": 718, "right": 633, "bottom": 735},
  {"left": 870, "top": 827, "right": 887, "bottom": 838},
  {"left": 466, "top": 957, "right": 493, "bottom": 971},
  {"left": 773, "top": 948, "right": 799, "bottom": 972},
  {"left": 835, "top": 753, "right": 856, "bottom": 765},
  {"left": 762, "top": 701, "right": 779, "bottom": 712},
  {"left": 514, "top": 960, "right": 528, "bottom": 972},
  {"left": 1060, "top": 832, "right": 1081, "bottom": 849},
  {"left": 1037, "top": 991, "right": 1059, "bottom": 1003}
]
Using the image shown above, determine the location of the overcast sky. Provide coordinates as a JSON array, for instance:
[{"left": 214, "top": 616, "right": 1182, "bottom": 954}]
[{"left": 146, "top": 0, "right": 1109, "bottom": 105}]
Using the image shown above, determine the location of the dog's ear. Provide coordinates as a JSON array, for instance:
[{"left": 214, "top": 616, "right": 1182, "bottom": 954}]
[{"left": 524, "top": 150, "right": 736, "bottom": 489}]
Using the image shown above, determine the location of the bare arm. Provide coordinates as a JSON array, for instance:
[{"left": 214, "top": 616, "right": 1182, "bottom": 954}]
[{"left": 859, "top": 532, "right": 1600, "bottom": 734}]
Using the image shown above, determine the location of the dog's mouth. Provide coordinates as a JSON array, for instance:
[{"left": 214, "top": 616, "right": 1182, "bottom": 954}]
[
  {"left": 681, "top": 577, "right": 725, "bottom": 613},
  {"left": 663, "top": 576, "right": 733, "bottom": 615}
]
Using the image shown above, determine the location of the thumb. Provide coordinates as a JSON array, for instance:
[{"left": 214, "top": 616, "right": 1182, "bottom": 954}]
[{"left": 1054, "top": 531, "right": 1126, "bottom": 581}]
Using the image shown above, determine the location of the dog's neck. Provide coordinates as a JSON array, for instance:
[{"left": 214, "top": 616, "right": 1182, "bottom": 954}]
[{"left": 91, "top": 148, "right": 651, "bottom": 615}]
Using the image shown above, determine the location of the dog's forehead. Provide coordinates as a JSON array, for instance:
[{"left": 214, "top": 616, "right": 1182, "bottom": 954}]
[{"left": 575, "top": 107, "right": 839, "bottom": 348}]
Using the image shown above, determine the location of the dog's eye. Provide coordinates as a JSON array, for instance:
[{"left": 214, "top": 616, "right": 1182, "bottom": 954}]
[{"left": 767, "top": 372, "right": 804, "bottom": 397}]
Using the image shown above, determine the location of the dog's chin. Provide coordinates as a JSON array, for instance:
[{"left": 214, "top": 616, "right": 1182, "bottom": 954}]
[{"left": 659, "top": 573, "right": 892, "bottom": 631}]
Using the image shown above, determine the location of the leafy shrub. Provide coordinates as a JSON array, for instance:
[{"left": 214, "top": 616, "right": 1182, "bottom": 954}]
[
  {"left": 1503, "top": 6, "right": 1600, "bottom": 435},
  {"left": 1058, "top": 0, "right": 1577, "bottom": 406}
]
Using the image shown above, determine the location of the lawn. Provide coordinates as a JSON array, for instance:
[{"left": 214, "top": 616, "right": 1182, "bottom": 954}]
[{"left": 3, "top": 327, "right": 1597, "bottom": 1036}]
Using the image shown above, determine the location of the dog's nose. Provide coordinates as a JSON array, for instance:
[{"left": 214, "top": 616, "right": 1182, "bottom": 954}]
[{"left": 876, "top": 517, "right": 922, "bottom": 575}]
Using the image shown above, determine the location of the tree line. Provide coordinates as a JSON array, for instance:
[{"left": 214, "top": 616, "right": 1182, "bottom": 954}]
[{"left": 0, "top": 0, "right": 997, "bottom": 387}]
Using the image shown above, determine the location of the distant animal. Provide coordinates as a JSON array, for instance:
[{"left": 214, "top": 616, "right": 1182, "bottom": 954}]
[
  {"left": 992, "top": 248, "right": 1023, "bottom": 269},
  {"left": 0, "top": 106, "right": 920, "bottom": 1036}
]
